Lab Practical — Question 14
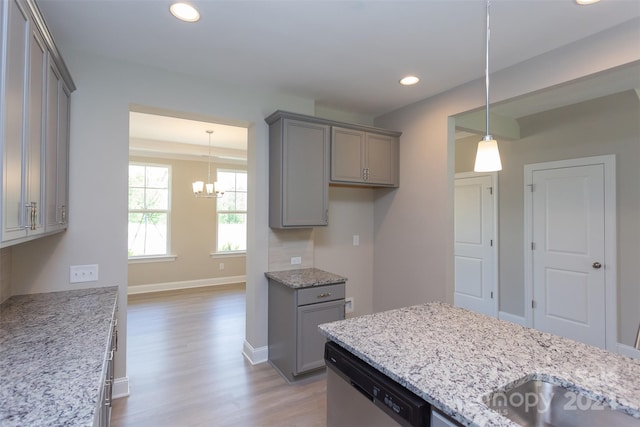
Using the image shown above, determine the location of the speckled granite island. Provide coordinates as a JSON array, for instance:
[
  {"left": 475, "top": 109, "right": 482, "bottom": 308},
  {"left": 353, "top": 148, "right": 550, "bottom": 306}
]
[
  {"left": 319, "top": 301, "right": 640, "bottom": 427},
  {"left": 266, "top": 268, "right": 347, "bottom": 382},
  {"left": 0, "top": 287, "right": 118, "bottom": 427}
]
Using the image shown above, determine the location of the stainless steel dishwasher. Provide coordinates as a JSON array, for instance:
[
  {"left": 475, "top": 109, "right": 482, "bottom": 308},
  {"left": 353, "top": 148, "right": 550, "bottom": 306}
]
[{"left": 325, "top": 341, "right": 431, "bottom": 427}]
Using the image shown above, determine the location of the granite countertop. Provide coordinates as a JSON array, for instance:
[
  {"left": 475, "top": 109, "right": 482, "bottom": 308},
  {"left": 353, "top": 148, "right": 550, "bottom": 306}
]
[
  {"left": 0, "top": 286, "right": 118, "bottom": 427},
  {"left": 319, "top": 301, "right": 640, "bottom": 427},
  {"left": 265, "top": 268, "right": 347, "bottom": 289}
]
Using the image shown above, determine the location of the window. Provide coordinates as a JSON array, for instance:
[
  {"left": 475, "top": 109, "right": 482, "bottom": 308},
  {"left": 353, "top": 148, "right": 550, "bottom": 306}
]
[
  {"left": 128, "top": 163, "right": 171, "bottom": 257},
  {"left": 216, "top": 169, "right": 247, "bottom": 252}
]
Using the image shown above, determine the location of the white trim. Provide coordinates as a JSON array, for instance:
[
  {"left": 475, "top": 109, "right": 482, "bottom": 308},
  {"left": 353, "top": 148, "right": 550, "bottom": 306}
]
[
  {"left": 112, "top": 376, "right": 130, "bottom": 399},
  {"left": 209, "top": 251, "right": 246, "bottom": 259},
  {"left": 454, "top": 171, "right": 499, "bottom": 318},
  {"left": 524, "top": 155, "right": 617, "bottom": 351},
  {"left": 127, "top": 275, "right": 246, "bottom": 295},
  {"left": 498, "top": 311, "right": 527, "bottom": 326},
  {"left": 617, "top": 344, "right": 640, "bottom": 360},
  {"left": 128, "top": 254, "right": 177, "bottom": 264},
  {"left": 242, "top": 340, "right": 268, "bottom": 365}
]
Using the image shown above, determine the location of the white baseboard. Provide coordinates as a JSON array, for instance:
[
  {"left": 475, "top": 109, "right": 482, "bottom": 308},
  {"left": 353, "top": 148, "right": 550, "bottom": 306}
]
[
  {"left": 498, "top": 311, "right": 527, "bottom": 326},
  {"left": 112, "top": 376, "right": 130, "bottom": 399},
  {"left": 127, "top": 275, "right": 246, "bottom": 295},
  {"left": 242, "top": 340, "right": 268, "bottom": 365},
  {"left": 617, "top": 343, "right": 640, "bottom": 360}
]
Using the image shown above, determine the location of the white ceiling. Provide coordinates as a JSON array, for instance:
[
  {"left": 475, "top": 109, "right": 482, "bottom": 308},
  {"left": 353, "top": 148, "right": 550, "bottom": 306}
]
[
  {"left": 35, "top": 0, "right": 640, "bottom": 155},
  {"left": 129, "top": 112, "right": 248, "bottom": 161}
]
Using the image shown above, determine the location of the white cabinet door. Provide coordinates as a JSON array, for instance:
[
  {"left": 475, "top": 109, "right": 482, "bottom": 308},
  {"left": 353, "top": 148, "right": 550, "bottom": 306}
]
[
  {"left": 24, "top": 17, "right": 47, "bottom": 236},
  {"left": 2, "top": 0, "right": 30, "bottom": 243},
  {"left": 45, "top": 60, "right": 70, "bottom": 231}
]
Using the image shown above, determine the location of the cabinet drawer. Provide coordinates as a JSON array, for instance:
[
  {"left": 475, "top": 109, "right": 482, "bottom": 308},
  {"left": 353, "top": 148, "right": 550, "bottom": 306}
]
[{"left": 297, "top": 283, "right": 345, "bottom": 306}]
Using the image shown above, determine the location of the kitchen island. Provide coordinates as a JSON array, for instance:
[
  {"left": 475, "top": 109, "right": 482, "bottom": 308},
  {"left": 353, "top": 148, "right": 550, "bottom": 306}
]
[
  {"left": 318, "top": 301, "right": 640, "bottom": 427},
  {"left": 0, "top": 287, "right": 118, "bottom": 427}
]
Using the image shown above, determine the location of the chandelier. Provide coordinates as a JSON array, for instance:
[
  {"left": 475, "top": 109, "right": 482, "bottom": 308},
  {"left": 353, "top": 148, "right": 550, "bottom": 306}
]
[{"left": 192, "top": 130, "right": 224, "bottom": 198}]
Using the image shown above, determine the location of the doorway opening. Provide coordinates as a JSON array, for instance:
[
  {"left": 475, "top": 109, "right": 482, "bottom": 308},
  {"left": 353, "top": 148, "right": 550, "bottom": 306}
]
[{"left": 127, "top": 105, "right": 249, "bottom": 295}]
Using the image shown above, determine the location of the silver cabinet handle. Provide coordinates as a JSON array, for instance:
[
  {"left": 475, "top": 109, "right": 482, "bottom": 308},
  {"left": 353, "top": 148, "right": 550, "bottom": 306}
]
[
  {"left": 24, "top": 202, "right": 37, "bottom": 230},
  {"left": 317, "top": 292, "right": 332, "bottom": 298}
]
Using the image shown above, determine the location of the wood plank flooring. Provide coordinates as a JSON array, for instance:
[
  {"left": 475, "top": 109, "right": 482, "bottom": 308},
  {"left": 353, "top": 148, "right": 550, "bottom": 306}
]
[{"left": 111, "top": 284, "right": 327, "bottom": 427}]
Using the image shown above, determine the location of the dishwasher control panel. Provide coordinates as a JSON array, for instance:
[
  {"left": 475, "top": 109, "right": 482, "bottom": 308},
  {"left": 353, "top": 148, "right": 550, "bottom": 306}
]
[{"left": 325, "top": 341, "right": 431, "bottom": 427}]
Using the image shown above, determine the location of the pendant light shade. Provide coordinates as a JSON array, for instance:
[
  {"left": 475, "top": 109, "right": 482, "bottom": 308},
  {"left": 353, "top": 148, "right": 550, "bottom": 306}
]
[
  {"left": 474, "top": 0, "right": 502, "bottom": 172},
  {"left": 474, "top": 137, "right": 502, "bottom": 172}
]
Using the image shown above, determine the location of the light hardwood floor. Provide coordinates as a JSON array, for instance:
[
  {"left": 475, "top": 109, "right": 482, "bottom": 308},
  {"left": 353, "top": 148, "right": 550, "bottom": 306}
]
[{"left": 111, "top": 284, "right": 327, "bottom": 427}]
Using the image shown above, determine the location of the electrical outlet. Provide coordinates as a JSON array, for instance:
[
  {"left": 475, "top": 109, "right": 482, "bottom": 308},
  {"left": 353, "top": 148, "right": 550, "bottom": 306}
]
[
  {"left": 219, "top": 262, "right": 225, "bottom": 270},
  {"left": 291, "top": 256, "right": 302, "bottom": 265},
  {"left": 345, "top": 297, "right": 354, "bottom": 314},
  {"left": 352, "top": 235, "right": 360, "bottom": 246},
  {"left": 69, "top": 264, "right": 98, "bottom": 283}
]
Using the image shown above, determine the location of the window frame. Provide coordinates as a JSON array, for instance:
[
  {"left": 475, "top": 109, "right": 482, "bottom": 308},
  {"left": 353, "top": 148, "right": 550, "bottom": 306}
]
[
  {"left": 127, "top": 161, "right": 172, "bottom": 259},
  {"left": 215, "top": 167, "right": 247, "bottom": 254}
]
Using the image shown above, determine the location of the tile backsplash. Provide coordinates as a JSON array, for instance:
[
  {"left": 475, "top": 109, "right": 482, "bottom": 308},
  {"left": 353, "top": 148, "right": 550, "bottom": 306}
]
[
  {"left": 1, "top": 247, "right": 11, "bottom": 303},
  {"left": 268, "top": 228, "right": 314, "bottom": 272}
]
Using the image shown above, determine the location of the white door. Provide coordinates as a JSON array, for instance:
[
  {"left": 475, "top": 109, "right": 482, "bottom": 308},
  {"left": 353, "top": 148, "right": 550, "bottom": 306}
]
[
  {"left": 454, "top": 173, "right": 497, "bottom": 317},
  {"left": 529, "top": 162, "right": 608, "bottom": 348}
]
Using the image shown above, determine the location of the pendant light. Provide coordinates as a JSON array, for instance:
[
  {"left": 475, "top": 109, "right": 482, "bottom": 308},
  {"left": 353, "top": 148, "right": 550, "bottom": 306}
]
[
  {"left": 192, "top": 130, "right": 224, "bottom": 198},
  {"left": 474, "top": 0, "right": 502, "bottom": 172}
]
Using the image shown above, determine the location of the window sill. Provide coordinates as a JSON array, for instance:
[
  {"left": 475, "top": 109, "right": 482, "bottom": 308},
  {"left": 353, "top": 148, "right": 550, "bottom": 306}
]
[
  {"left": 210, "top": 251, "right": 246, "bottom": 259},
  {"left": 128, "top": 255, "right": 177, "bottom": 264}
]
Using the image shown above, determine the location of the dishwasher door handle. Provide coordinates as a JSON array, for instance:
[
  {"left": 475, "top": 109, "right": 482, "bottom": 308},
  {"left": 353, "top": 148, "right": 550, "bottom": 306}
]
[{"left": 350, "top": 380, "right": 374, "bottom": 402}]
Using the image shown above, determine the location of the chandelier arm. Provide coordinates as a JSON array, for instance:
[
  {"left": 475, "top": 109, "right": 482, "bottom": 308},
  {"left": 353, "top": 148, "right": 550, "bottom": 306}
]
[{"left": 207, "top": 130, "right": 212, "bottom": 184}]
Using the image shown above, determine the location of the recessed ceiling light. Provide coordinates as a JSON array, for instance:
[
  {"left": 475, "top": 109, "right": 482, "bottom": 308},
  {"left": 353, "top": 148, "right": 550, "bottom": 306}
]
[
  {"left": 399, "top": 76, "right": 420, "bottom": 86},
  {"left": 170, "top": 2, "right": 200, "bottom": 22},
  {"left": 575, "top": 0, "right": 600, "bottom": 4}
]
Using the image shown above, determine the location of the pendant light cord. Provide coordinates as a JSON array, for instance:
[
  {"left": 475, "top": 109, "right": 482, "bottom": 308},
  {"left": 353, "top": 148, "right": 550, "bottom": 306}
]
[{"left": 485, "top": 0, "right": 491, "bottom": 140}]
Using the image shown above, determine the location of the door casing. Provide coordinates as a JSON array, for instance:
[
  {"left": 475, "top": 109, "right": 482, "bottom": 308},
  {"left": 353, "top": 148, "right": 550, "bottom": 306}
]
[{"left": 524, "top": 155, "right": 617, "bottom": 351}]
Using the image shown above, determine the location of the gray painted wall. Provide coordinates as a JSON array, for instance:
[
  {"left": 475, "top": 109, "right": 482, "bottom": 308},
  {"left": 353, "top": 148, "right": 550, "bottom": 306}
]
[
  {"left": 456, "top": 91, "right": 640, "bottom": 345},
  {"left": 373, "top": 21, "right": 639, "bottom": 346}
]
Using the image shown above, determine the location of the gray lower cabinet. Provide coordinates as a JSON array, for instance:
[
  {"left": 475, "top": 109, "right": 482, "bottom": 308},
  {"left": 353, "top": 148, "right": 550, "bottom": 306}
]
[
  {"left": 94, "top": 299, "right": 118, "bottom": 427},
  {"left": 297, "top": 299, "right": 345, "bottom": 373},
  {"left": 266, "top": 112, "right": 330, "bottom": 228},
  {"left": 268, "top": 280, "right": 345, "bottom": 382}
]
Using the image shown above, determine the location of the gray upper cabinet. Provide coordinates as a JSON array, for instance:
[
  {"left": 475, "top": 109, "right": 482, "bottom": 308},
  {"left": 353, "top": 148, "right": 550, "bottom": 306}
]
[
  {"left": 267, "top": 112, "right": 330, "bottom": 228},
  {"left": 331, "top": 126, "right": 399, "bottom": 187},
  {"left": 0, "top": 0, "right": 75, "bottom": 248},
  {"left": 266, "top": 110, "right": 401, "bottom": 228}
]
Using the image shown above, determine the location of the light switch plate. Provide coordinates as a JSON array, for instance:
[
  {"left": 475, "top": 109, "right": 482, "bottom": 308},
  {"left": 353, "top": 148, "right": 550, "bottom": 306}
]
[{"left": 352, "top": 235, "right": 360, "bottom": 246}]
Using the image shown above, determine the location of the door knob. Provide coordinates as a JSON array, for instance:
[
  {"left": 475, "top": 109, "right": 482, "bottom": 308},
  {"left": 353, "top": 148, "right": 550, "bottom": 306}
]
[{"left": 592, "top": 262, "right": 602, "bottom": 269}]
